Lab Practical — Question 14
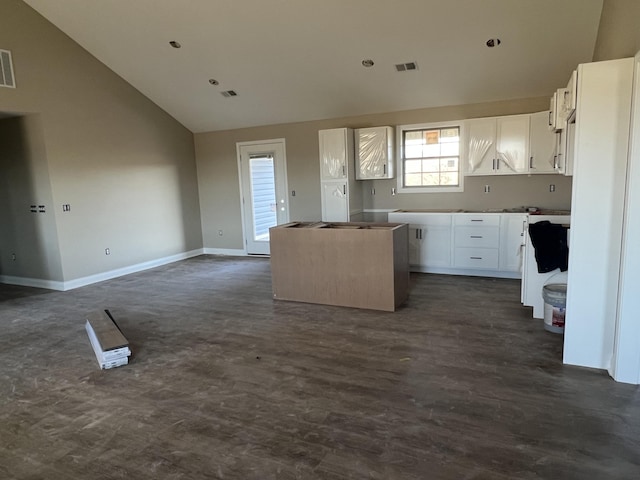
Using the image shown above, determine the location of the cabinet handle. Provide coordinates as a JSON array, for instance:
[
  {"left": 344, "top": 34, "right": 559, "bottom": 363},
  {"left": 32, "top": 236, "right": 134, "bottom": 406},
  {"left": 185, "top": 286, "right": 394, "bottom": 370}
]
[
  {"left": 553, "top": 155, "right": 558, "bottom": 169},
  {"left": 529, "top": 156, "right": 534, "bottom": 169},
  {"left": 419, "top": 229, "right": 423, "bottom": 240},
  {"left": 492, "top": 158, "right": 496, "bottom": 170},
  {"left": 548, "top": 111, "right": 553, "bottom": 126},
  {"left": 470, "top": 235, "right": 483, "bottom": 238},
  {"left": 343, "top": 185, "right": 346, "bottom": 195},
  {"left": 342, "top": 165, "right": 345, "bottom": 176},
  {"left": 470, "top": 257, "right": 483, "bottom": 260},
  {"left": 471, "top": 219, "right": 483, "bottom": 222}
]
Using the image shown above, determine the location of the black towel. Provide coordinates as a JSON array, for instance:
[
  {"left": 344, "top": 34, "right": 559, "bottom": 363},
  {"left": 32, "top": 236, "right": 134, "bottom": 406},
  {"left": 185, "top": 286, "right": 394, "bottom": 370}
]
[{"left": 528, "top": 221, "right": 569, "bottom": 273}]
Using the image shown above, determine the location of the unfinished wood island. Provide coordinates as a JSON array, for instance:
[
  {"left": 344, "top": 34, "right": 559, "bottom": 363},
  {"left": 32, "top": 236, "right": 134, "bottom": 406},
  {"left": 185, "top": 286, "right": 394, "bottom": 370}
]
[{"left": 269, "top": 222, "right": 409, "bottom": 311}]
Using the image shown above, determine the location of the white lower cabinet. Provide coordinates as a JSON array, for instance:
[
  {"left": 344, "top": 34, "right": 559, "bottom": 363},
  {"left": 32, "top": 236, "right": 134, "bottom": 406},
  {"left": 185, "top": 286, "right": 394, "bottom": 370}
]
[
  {"left": 500, "top": 214, "right": 527, "bottom": 272},
  {"left": 453, "top": 214, "right": 499, "bottom": 269},
  {"left": 388, "top": 212, "right": 526, "bottom": 278},
  {"left": 390, "top": 213, "right": 452, "bottom": 268}
]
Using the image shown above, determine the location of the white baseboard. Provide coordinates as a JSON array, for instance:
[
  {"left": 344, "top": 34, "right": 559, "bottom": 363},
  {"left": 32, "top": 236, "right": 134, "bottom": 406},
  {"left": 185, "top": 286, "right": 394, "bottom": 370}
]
[
  {"left": 0, "top": 275, "right": 65, "bottom": 291},
  {"left": 62, "top": 249, "right": 205, "bottom": 291},
  {"left": 203, "top": 248, "right": 247, "bottom": 256},
  {"left": 1, "top": 249, "right": 205, "bottom": 292}
]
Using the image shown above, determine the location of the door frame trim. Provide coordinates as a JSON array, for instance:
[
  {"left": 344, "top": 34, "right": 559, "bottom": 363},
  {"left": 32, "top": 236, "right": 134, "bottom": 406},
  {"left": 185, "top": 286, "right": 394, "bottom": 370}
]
[{"left": 236, "top": 138, "right": 289, "bottom": 255}]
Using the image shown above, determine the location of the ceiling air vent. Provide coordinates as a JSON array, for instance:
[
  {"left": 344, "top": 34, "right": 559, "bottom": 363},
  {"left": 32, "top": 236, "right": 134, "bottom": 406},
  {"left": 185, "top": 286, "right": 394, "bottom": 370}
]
[
  {"left": 1, "top": 49, "right": 16, "bottom": 88},
  {"left": 221, "top": 90, "right": 238, "bottom": 97},
  {"left": 395, "top": 61, "right": 418, "bottom": 72}
]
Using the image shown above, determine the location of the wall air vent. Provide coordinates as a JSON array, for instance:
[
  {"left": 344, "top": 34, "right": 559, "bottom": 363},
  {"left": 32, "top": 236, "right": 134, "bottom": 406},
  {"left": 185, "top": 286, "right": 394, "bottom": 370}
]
[
  {"left": 221, "top": 90, "right": 238, "bottom": 97},
  {"left": 395, "top": 61, "right": 418, "bottom": 72},
  {"left": 1, "top": 49, "right": 16, "bottom": 88}
]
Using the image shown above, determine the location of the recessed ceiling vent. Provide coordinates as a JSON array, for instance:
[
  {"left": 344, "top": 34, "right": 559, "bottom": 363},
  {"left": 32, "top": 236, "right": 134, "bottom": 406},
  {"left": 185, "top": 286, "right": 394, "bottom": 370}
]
[
  {"left": 0, "top": 49, "right": 16, "bottom": 88},
  {"left": 395, "top": 61, "right": 418, "bottom": 72},
  {"left": 221, "top": 90, "right": 237, "bottom": 97}
]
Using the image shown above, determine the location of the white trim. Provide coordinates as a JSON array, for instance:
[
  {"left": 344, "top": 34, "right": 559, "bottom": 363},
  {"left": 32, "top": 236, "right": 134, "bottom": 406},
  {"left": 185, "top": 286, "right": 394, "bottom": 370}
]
[
  {"left": 0, "top": 275, "right": 65, "bottom": 291},
  {"left": 62, "top": 249, "right": 204, "bottom": 291},
  {"left": 236, "top": 138, "right": 289, "bottom": 255},
  {"left": 395, "top": 121, "right": 466, "bottom": 194},
  {"left": 409, "top": 265, "right": 520, "bottom": 279},
  {"left": 363, "top": 208, "right": 399, "bottom": 213},
  {"left": 203, "top": 248, "right": 247, "bottom": 256},
  {"left": 1, "top": 249, "right": 204, "bottom": 292}
]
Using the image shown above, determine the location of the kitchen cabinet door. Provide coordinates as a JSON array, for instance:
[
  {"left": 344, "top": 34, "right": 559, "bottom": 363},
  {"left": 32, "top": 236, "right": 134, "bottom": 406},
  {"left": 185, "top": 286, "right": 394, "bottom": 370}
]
[
  {"left": 319, "top": 128, "right": 349, "bottom": 180},
  {"left": 500, "top": 214, "right": 527, "bottom": 272},
  {"left": 465, "top": 118, "right": 496, "bottom": 175},
  {"left": 496, "top": 115, "right": 529, "bottom": 174},
  {"left": 355, "top": 126, "right": 394, "bottom": 179},
  {"left": 321, "top": 181, "right": 348, "bottom": 222},
  {"left": 389, "top": 213, "right": 452, "bottom": 268},
  {"left": 407, "top": 224, "right": 452, "bottom": 268},
  {"left": 422, "top": 224, "right": 452, "bottom": 267},
  {"left": 529, "top": 112, "right": 557, "bottom": 173}
]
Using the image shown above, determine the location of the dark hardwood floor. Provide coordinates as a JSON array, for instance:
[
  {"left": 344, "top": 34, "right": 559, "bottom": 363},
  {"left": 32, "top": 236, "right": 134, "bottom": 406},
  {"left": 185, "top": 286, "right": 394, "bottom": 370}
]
[{"left": 0, "top": 255, "right": 638, "bottom": 479}]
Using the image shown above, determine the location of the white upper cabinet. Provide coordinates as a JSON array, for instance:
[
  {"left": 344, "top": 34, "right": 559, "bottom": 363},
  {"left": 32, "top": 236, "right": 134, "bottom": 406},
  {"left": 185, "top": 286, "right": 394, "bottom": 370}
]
[
  {"left": 319, "top": 128, "right": 349, "bottom": 180},
  {"left": 466, "top": 118, "right": 497, "bottom": 175},
  {"left": 496, "top": 115, "right": 530, "bottom": 174},
  {"left": 355, "top": 126, "right": 394, "bottom": 179},
  {"left": 529, "top": 111, "right": 557, "bottom": 173},
  {"left": 562, "top": 70, "right": 578, "bottom": 118},
  {"left": 549, "top": 89, "right": 569, "bottom": 132},
  {"left": 465, "top": 116, "right": 529, "bottom": 175},
  {"left": 318, "top": 128, "right": 362, "bottom": 222}
]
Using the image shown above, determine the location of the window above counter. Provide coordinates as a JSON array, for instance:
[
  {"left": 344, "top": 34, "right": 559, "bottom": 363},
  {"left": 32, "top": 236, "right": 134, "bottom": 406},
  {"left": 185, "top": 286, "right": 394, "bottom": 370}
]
[{"left": 396, "top": 121, "right": 465, "bottom": 194}]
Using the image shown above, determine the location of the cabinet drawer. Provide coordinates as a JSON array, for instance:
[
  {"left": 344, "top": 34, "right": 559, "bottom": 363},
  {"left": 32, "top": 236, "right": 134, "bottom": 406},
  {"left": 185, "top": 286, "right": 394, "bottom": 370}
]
[
  {"left": 454, "top": 214, "right": 500, "bottom": 226},
  {"left": 454, "top": 226, "right": 499, "bottom": 248},
  {"left": 454, "top": 247, "right": 499, "bottom": 269},
  {"left": 388, "top": 213, "right": 452, "bottom": 226}
]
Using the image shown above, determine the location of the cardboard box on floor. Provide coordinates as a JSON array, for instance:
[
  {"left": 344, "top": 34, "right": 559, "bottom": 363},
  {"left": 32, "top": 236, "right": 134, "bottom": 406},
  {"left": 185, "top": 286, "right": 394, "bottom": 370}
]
[{"left": 85, "top": 310, "right": 131, "bottom": 369}]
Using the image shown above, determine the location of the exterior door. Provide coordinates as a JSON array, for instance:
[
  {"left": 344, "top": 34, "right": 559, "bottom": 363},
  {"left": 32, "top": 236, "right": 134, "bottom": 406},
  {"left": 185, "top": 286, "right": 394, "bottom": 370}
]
[{"left": 238, "top": 140, "right": 289, "bottom": 255}]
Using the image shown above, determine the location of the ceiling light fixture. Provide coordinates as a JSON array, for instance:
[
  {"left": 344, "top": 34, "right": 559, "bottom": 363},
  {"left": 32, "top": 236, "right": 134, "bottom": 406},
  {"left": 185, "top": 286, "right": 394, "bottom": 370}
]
[
  {"left": 169, "top": 40, "right": 181, "bottom": 48},
  {"left": 361, "top": 59, "right": 375, "bottom": 68},
  {"left": 486, "top": 38, "right": 501, "bottom": 48},
  {"left": 209, "top": 79, "right": 219, "bottom": 85}
]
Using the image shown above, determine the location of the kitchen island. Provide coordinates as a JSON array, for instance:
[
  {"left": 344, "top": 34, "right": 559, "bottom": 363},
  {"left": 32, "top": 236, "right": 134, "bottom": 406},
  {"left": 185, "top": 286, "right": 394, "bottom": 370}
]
[{"left": 269, "top": 222, "right": 409, "bottom": 311}]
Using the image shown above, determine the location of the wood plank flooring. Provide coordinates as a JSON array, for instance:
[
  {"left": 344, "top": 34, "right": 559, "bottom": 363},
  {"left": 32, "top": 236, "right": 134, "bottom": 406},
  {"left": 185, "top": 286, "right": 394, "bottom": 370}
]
[{"left": 0, "top": 255, "right": 639, "bottom": 479}]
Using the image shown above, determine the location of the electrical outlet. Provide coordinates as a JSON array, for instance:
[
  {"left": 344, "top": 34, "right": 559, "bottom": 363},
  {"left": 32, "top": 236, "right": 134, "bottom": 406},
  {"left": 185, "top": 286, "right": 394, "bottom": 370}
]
[
  {"left": 62, "top": 204, "right": 71, "bottom": 212},
  {"left": 484, "top": 185, "right": 491, "bottom": 193},
  {"left": 291, "top": 190, "right": 296, "bottom": 197},
  {"left": 371, "top": 188, "right": 376, "bottom": 195},
  {"left": 11, "top": 253, "right": 16, "bottom": 261},
  {"left": 549, "top": 184, "right": 556, "bottom": 192},
  {"left": 105, "top": 248, "right": 110, "bottom": 255},
  {"left": 218, "top": 230, "right": 223, "bottom": 236}
]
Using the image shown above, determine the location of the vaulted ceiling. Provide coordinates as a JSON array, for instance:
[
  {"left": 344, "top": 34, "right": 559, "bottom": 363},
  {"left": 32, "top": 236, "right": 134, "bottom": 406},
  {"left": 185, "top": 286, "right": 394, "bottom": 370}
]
[{"left": 23, "top": 0, "right": 603, "bottom": 133}]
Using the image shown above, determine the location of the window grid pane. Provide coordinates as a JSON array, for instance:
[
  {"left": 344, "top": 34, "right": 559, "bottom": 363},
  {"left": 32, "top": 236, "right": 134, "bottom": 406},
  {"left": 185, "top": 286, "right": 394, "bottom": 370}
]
[{"left": 402, "top": 127, "right": 460, "bottom": 188}]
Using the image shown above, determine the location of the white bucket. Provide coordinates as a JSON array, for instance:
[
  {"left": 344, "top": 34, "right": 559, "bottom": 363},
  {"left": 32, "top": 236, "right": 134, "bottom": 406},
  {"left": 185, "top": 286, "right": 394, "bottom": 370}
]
[{"left": 542, "top": 283, "right": 567, "bottom": 334}]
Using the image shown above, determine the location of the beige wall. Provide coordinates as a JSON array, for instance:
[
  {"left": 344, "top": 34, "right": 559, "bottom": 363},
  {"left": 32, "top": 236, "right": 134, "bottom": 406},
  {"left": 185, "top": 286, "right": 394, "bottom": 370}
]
[
  {"left": 593, "top": 0, "right": 640, "bottom": 61},
  {"left": 195, "top": 97, "right": 573, "bottom": 250},
  {"left": 0, "top": 115, "right": 63, "bottom": 281},
  {"left": 0, "top": 0, "right": 202, "bottom": 282}
]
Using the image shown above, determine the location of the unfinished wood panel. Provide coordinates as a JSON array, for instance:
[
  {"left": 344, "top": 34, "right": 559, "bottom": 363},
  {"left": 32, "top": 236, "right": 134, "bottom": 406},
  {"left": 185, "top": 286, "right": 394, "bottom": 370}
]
[{"left": 270, "top": 222, "right": 409, "bottom": 311}]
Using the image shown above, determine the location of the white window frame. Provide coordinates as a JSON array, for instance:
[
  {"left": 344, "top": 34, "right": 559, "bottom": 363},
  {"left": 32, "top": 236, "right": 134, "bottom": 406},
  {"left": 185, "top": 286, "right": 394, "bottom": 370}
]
[{"left": 396, "top": 121, "right": 465, "bottom": 194}]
